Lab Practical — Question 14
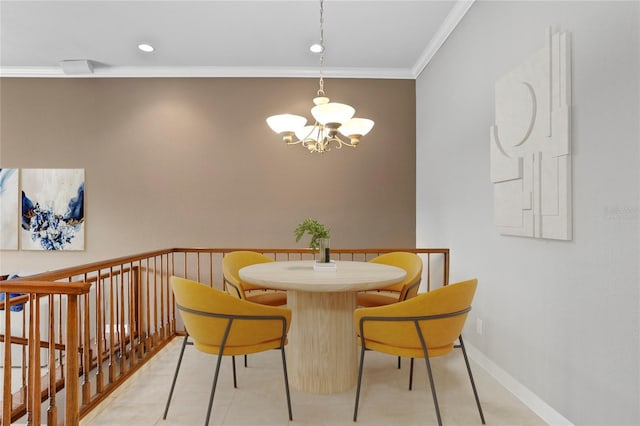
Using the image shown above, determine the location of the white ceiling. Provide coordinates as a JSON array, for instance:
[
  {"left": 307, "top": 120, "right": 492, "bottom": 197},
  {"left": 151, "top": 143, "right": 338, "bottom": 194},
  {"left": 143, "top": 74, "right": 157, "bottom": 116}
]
[{"left": 0, "top": 0, "right": 474, "bottom": 79}]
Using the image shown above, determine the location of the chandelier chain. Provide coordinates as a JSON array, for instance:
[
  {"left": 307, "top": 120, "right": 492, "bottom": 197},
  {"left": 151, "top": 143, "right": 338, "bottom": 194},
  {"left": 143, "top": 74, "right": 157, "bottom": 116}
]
[{"left": 318, "top": 0, "right": 325, "bottom": 97}]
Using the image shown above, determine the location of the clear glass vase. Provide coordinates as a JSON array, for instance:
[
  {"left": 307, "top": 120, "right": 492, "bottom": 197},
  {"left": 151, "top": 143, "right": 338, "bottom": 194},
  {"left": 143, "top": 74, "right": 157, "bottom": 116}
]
[{"left": 318, "top": 238, "right": 331, "bottom": 263}]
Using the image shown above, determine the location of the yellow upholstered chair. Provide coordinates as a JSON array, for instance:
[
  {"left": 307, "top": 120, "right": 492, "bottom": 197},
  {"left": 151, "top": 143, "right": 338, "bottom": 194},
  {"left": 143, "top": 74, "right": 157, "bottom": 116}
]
[
  {"left": 163, "top": 277, "right": 292, "bottom": 425},
  {"left": 222, "top": 251, "right": 287, "bottom": 306},
  {"left": 223, "top": 251, "right": 287, "bottom": 367},
  {"left": 356, "top": 252, "right": 423, "bottom": 307},
  {"left": 353, "top": 278, "right": 485, "bottom": 426},
  {"left": 357, "top": 252, "right": 423, "bottom": 369}
]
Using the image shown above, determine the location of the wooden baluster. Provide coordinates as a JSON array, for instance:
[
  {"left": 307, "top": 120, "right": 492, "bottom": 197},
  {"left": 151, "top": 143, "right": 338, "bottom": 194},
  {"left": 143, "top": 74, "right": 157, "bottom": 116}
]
[
  {"left": 134, "top": 263, "right": 144, "bottom": 360},
  {"left": 162, "top": 255, "right": 168, "bottom": 336},
  {"left": 108, "top": 267, "right": 115, "bottom": 384},
  {"left": 152, "top": 256, "right": 158, "bottom": 346},
  {"left": 158, "top": 256, "right": 162, "bottom": 341},
  {"left": 196, "top": 252, "right": 201, "bottom": 284},
  {"left": 426, "top": 253, "right": 431, "bottom": 291},
  {"left": 26, "top": 294, "right": 34, "bottom": 425},
  {"left": 183, "top": 251, "right": 187, "bottom": 280},
  {"left": 444, "top": 251, "right": 450, "bottom": 285},
  {"left": 128, "top": 263, "right": 137, "bottom": 367},
  {"left": 47, "top": 294, "right": 58, "bottom": 425},
  {"left": 21, "top": 303, "right": 27, "bottom": 396},
  {"left": 208, "top": 252, "right": 213, "bottom": 288},
  {"left": 167, "top": 255, "right": 171, "bottom": 335},
  {"left": 170, "top": 254, "right": 176, "bottom": 333},
  {"left": 82, "top": 282, "right": 91, "bottom": 405},
  {"left": 168, "top": 254, "right": 173, "bottom": 332},
  {"left": 167, "top": 255, "right": 176, "bottom": 330},
  {"left": 118, "top": 266, "right": 126, "bottom": 374},
  {"left": 160, "top": 255, "right": 169, "bottom": 341},
  {"left": 2, "top": 292, "right": 12, "bottom": 426},
  {"left": 29, "top": 293, "right": 42, "bottom": 426},
  {"left": 95, "top": 272, "right": 104, "bottom": 393},
  {"left": 65, "top": 293, "right": 80, "bottom": 426},
  {"left": 57, "top": 293, "right": 65, "bottom": 422},
  {"left": 144, "top": 258, "right": 151, "bottom": 353}
]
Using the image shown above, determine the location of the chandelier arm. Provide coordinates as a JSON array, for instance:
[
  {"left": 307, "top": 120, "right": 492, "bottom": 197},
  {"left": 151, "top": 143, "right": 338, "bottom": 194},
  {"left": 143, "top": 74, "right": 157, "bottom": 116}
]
[
  {"left": 298, "top": 123, "right": 320, "bottom": 142},
  {"left": 328, "top": 135, "right": 357, "bottom": 149}
]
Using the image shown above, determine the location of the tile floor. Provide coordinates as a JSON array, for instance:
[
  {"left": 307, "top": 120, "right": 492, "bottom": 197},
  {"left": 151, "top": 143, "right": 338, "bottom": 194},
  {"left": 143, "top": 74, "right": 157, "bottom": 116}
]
[{"left": 81, "top": 337, "right": 546, "bottom": 426}]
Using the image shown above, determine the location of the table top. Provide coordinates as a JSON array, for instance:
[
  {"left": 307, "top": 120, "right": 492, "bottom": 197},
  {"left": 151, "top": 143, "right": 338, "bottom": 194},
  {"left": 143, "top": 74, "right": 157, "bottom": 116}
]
[{"left": 239, "top": 260, "right": 406, "bottom": 293}]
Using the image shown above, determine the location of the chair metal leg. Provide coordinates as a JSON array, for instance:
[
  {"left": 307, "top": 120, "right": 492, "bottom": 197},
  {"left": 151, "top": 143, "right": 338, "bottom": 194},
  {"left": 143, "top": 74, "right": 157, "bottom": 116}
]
[
  {"left": 458, "top": 335, "right": 485, "bottom": 424},
  {"left": 409, "top": 357, "right": 414, "bottom": 390},
  {"left": 244, "top": 354, "right": 248, "bottom": 367},
  {"left": 397, "top": 356, "right": 401, "bottom": 369},
  {"left": 423, "top": 352, "right": 442, "bottom": 426},
  {"left": 205, "top": 350, "right": 225, "bottom": 426},
  {"left": 205, "top": 319, "right": 233, "bottom": 426},
  {"left": 415, "top": 321, "right": 442, "bottom": 426},
  {"left": 232, "top": 356, "right": 238, "bottom": 388},
  {"left": 280, "top": 346, "right": 293, "bottom": 421},
  {"left": 163, "top": 333, "right": 190, "bottom": 420},
  {"left": 353, "top": 345, "right": 367, "bottom": 421}
]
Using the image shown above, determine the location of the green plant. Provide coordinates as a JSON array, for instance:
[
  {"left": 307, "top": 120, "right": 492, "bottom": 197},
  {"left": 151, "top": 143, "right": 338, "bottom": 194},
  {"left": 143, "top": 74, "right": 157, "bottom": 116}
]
[{"left": 294, "top": 218, "right": 330, "bottom": 250}]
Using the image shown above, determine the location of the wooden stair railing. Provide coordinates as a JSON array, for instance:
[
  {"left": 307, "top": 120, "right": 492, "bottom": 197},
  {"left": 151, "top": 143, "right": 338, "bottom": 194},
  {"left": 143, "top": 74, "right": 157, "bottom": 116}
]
[
  {"left": 1, "top": 281, "right": 90, "bottom": 426},
  {"left": 0, "top": 247, "right": 449, "bottom": 425}
]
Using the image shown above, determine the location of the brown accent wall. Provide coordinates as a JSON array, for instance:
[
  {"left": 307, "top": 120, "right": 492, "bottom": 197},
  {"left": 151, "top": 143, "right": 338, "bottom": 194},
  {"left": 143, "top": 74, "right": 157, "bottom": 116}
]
[{"left": 0, "top": 77, "right": 415, "bottom": 272}]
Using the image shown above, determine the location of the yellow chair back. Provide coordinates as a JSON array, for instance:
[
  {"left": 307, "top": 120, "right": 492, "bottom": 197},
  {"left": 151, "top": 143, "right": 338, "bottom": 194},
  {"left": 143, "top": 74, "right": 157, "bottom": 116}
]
[
  {"left": 222, "top": 251, "right": 275, "bottom": 298},
  {"left": 369, "top": 252, "right": 423, "bottom": 296},
  {"left": 355, "top": 278, "right": 477, "bottom": 358},
  {"left": 171, "top": 276, "right": 291, "bottom": 356}
]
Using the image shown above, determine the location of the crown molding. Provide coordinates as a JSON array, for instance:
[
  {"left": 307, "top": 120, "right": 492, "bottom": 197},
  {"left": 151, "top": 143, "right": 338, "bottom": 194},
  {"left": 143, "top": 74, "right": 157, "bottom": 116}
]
[
  {"left": 0, "top": 65, "right": 414, "bottom": 79},
  {"left": 411, "top": 0, "right": 476, "bottom": 78}
]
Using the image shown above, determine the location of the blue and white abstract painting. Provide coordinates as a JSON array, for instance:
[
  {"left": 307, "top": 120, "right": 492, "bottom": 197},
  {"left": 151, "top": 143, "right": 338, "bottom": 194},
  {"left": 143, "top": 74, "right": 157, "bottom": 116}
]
[
  {"left": 0, "top": 168, "right": 19, "bottom": 250},
  {"left": 21, "top": 169, "right": 85, "bottom": 251}
]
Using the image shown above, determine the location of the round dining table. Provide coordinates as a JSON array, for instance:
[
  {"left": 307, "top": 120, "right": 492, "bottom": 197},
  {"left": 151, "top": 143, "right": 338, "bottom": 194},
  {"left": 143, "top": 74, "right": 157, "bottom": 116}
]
[{"left": 239, "top": 260, "right": 406, "bottom": 394}]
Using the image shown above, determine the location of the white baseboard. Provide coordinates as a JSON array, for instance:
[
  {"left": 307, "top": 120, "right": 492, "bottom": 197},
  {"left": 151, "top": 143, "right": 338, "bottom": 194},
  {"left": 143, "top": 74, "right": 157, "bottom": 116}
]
[{"left": 465, "top": 342, "right": 573, "bottom": 426}]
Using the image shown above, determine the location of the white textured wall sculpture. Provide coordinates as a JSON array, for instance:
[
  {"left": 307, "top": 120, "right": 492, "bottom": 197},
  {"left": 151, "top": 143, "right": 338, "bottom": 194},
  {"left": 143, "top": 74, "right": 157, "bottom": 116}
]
[{"left": 490, "top": 28, "right": 572, "bottom": 240}]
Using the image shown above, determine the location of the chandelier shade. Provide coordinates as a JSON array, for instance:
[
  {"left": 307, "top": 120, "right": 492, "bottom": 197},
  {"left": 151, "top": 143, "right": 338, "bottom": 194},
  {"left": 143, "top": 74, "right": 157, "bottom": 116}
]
[
  {"left": 311, "top": 102, "right": 355, "bottom": 126},
  {"left": 338, "top": 118, "right": 375, "bottom": 138},
  {"left": 265, "top": 0, "right": 374, "bottom": 154},
  {"left": 266, "top": 114, "right": 307, "bottom": 134}
]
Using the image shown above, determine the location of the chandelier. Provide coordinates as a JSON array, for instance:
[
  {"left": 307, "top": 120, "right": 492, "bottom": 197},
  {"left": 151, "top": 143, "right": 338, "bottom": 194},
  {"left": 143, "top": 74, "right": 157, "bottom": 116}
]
[{"left": 266, "top": 0, "right": 374, "bottom": 154}]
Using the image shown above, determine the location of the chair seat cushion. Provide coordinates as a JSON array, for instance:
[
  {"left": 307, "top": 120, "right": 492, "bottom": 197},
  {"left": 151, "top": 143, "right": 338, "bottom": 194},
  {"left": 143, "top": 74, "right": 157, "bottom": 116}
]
[
  {"left": 246, "top": 291, "right": 287, "bottom": 306},
  {"left": 195, "top": 337, "right": 288, "bottom": 356},
  {"left": 357, "top": 291, "right": 400, "bottom": 307},
  {"left": 361, "top": 339, "right": 454, "bottom": 358}
]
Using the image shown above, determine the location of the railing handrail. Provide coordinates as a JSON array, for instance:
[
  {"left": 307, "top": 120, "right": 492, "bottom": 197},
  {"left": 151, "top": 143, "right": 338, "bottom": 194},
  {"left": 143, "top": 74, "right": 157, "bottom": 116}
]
[
  {"left": 5, "top": 248, "right": 175, "bottom": 283},
  {"left": 6, "top": 247, "right": 448, "bottom": 283},
  {"left": 0, "top": 281, "right": 91, "bottom": 295}
]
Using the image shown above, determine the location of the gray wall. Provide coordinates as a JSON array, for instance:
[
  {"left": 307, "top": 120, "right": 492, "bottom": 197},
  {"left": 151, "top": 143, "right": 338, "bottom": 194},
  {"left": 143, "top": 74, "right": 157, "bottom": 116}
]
[
  {"left": 0, "top": 77, "right": 416, "bottom": 274},
  {"left": 416, "top": 1, "right": 639, "bottom": 424}
]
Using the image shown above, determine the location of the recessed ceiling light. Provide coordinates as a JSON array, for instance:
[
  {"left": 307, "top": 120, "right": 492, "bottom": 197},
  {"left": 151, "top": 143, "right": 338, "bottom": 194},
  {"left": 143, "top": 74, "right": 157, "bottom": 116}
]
[
  {"left": 309, "top": 43, "right": 323, "bottom": 53},
  {"left": 138, "top": 43, "right": 154, "bottom": 53}
]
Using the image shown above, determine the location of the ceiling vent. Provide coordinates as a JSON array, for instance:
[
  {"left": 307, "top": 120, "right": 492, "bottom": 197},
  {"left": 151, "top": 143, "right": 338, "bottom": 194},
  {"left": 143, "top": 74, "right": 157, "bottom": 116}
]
[{"left": 59, "top": 59, "right": 94, "bottom": 75}]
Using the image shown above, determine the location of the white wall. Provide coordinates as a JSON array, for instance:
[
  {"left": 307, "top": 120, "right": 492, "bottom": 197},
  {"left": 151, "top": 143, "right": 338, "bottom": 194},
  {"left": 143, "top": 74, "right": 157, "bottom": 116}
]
[{"left": 416, "top": 1, "right": 639, "bottom": 424}]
